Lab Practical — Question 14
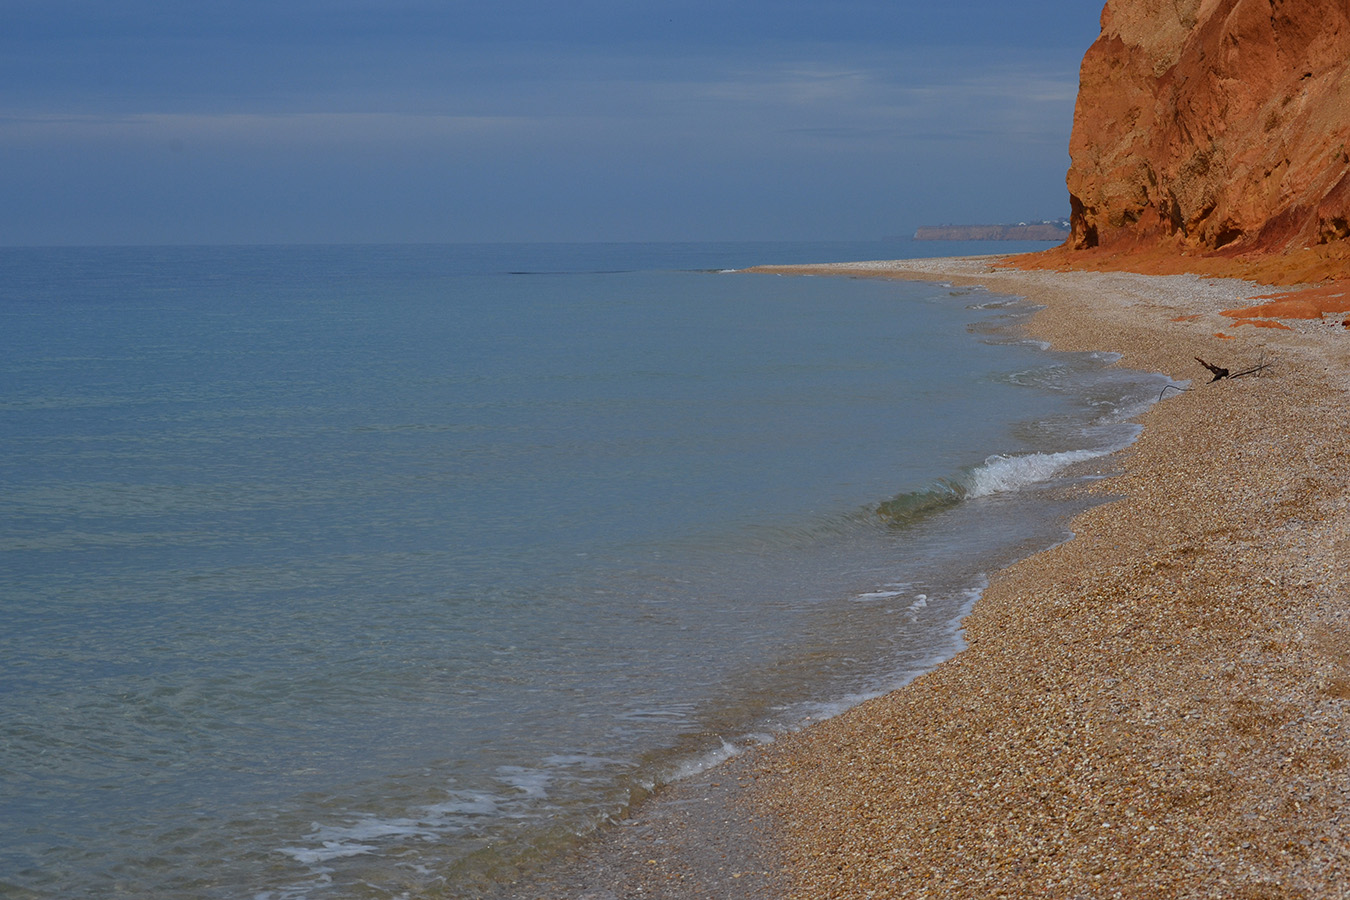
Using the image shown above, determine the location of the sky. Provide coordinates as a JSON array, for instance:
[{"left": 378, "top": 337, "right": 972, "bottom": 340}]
[{"left": 0, "top": 1, "right": 1104, "bottom": 246}]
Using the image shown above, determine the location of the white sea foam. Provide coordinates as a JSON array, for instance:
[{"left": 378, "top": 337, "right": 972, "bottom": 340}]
[
  {"left": 852, "top": 589, "right": 907, "bottom": 601},
  {"left": 785, "top": 690, "right": 892, "bottom": 727},
  {"left": 278, "top": 817, "right": 442, "bottom": 865},
  {"left": 771, "top": 580, "right": 991, "bottom": 730},
  {"left": 278, "top": 840, "right": 380, "bottom": 865},
  {"left": 966, "top": 448, "right": 1108, "bottom": 498},
  {"left": 420, "top": 792, "right": 501, "bottom": 818},
  {"left": 663, "top": 737, "right": 741, "bottom": 783},
  {"left": 278, "top": 788, "right": 505, "bottom": 871},
  {"left": 497, "top": 766, "right": 552, "bottom": 798}
]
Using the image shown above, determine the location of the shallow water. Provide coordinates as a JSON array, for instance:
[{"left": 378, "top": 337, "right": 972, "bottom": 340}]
[{"left": 0, "top": 241, "right": 1169, "bottom": 898}]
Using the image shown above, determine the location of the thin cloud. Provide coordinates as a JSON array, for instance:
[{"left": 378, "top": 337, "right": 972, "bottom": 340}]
[{"left": 0, "top": 112, "right": 541, "bottom": 146}]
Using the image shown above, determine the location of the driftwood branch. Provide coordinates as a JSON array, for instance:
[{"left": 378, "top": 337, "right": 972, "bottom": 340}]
[
  {"left": 1161, "top": 355, "right": 1272, "bottom": 401},
  {"left": 1195, "top": 356, "right": 1271, "bottom": 382},
  {"left": 1194, "top": 357, "right": 1230, "bottom": 382}
]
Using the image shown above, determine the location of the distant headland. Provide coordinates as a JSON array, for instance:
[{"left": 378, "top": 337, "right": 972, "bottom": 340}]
[{"left": 913, "top": 220, "right": 1071, "bottom": 241}]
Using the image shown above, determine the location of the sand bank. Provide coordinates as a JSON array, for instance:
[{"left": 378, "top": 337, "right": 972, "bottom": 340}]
[{"left": 504, "top": 257, "right": 1350, "bottom": 899}]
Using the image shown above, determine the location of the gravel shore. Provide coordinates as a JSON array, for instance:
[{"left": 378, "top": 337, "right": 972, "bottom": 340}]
[
  {"left": 505, "top": 258, "right": 1350, "bottom": 899},
  {"left": 746, "top": 257, "right": 1350, "bottom": 898}
]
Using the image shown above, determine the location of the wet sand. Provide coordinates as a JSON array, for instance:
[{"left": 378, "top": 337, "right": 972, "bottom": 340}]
[{"left": 502, "top": 257, "right": 1350, "bottom": 898}]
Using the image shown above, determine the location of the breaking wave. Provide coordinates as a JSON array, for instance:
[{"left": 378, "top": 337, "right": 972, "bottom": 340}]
[{"left": 876, "top": 448, "right": 1110, "bottom": 526}]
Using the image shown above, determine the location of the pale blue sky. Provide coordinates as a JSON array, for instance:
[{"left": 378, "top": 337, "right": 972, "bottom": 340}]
[{"left": 0, "top": 1, "right": 1102, "bottom": 245}]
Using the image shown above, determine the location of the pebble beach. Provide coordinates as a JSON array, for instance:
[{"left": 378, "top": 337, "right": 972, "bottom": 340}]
[{"left": 504, "top": 257, "right": 1350, "bottom": 899}]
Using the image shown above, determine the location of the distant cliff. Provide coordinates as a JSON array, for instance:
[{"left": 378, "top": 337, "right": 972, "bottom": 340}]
[
  {"left": 914, "top": 223, "right": 1070, "bottom": 241},
  {"left": 1065, "top": 0, "right": 1350, "bottom": 265}
]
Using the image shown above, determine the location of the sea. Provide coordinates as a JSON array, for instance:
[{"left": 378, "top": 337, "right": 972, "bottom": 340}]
[{"left": 0, "top": 240, "right": 1172, "bottom": 899}]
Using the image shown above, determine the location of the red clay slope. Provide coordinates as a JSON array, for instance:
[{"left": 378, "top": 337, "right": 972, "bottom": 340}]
[{"left": 1011, "top": 0, "right": 1350, "bottom": 285}]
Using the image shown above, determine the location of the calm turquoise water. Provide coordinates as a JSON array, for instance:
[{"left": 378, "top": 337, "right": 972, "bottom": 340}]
[{"left": 0, "top": 242, "right": 1169, "bottom": 898}]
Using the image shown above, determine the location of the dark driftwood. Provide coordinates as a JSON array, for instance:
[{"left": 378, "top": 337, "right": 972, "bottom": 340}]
[
  {"left": 1161, "top": 357, "right": 1271, "bottom": 400},
  {"left": 1195, "top": 357, "right": 1231, "bottom": 382},
  {"left": 1230, "top": 363, "right": 1270, "bottom": 379},
  {"left": 1195, "top": 357, "right": 1271, "bottom": 383}
]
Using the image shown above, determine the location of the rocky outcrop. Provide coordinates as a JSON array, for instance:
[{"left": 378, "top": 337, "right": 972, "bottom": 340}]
[{"left": 1065, "top": 0, "right": 1350, "bottom": 259}]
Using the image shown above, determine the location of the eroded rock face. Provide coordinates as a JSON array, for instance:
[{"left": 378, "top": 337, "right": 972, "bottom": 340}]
[{"left": 1067, "top": 0, "right": 1350, "bottom": 256}]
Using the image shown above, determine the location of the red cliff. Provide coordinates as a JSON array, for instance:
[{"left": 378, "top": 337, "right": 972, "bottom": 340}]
[{"left": 1030, "top": 0, "right": 1350, "bottom": 282}]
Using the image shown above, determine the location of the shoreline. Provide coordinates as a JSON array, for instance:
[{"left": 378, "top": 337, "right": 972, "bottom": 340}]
[
  {"left": 749, "top": 257, "right": 1350, "bottom": 897},
  {"left": 501, "top": 256, "right": 1350, "bottom": 898}
]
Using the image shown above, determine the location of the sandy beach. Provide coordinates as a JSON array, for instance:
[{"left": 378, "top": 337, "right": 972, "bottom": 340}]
[{"left": 505, "top": 256, "right": 1350, "bottom": 899}]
